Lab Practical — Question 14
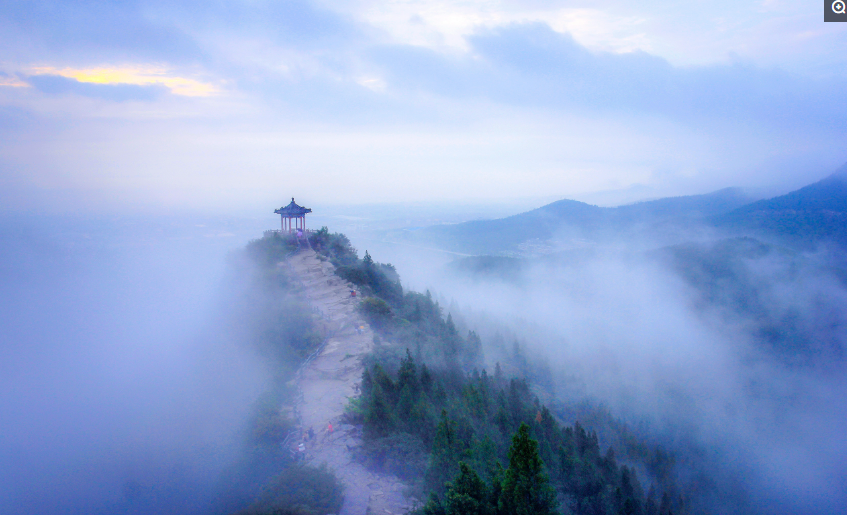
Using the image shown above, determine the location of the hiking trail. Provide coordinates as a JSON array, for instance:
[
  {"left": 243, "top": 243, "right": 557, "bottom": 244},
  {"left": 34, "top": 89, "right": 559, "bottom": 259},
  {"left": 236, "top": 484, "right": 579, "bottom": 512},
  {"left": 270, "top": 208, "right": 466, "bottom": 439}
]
[{"left": 286, "top": 248, "right": 416, "bottom": 515}]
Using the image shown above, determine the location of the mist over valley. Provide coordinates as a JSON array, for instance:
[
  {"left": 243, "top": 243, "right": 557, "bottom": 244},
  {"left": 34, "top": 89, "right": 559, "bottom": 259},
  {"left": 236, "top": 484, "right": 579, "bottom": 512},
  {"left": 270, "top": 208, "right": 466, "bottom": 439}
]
[
  {"left": 350, "top": 167, "right": 847, "bottom": 513},
  {"left": 2, "top": 166, "right": 847, "bottom": 514},
  {"left": 2, "top": 1, "right": 847, "bottom": 513}
]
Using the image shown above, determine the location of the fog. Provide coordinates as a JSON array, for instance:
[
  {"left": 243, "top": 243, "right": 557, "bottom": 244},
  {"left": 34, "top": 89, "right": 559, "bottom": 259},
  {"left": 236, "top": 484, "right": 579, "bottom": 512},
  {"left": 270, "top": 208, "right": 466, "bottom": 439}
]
[
  {"left": 350, "top": 216, "right": 847, "bottom": 514},
  {"left": 2, "top": 201, "right": 845, "bottom": 514},
  {"left": 0, "top": 204, "right": 520, "bottom": 514},
  {"left": 0, "top": 214, "right": 274, "bottom": 514}
]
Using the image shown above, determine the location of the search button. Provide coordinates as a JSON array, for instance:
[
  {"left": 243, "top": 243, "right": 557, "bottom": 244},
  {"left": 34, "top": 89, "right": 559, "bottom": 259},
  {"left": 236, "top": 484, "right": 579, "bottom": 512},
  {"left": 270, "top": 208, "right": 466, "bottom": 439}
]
[{"left": 826, "top": 0, "right": 847, "bottom": 20}]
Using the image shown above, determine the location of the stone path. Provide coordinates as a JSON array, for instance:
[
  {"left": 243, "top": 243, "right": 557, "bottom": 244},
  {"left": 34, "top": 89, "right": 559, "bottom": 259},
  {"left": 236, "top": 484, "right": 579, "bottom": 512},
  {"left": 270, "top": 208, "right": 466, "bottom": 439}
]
[{"left": 286, "top": 248, "right": 417, "bottom": 515}]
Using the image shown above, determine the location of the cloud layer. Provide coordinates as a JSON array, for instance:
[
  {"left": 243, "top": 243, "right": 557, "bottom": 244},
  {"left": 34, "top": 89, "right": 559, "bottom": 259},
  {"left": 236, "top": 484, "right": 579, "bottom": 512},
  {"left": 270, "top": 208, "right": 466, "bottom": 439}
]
[{"left": 1, "top": 0, "right": 845, "bottom": 211}]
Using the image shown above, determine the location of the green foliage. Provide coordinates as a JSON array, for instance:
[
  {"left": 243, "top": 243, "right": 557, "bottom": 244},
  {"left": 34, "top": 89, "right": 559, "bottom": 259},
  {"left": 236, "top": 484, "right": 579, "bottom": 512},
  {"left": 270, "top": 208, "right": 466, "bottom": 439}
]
[
  {"left": 316, "top": 235, "right": 685, "bottom": 515},
  {"left": 344, "top": 396, "right": 365, "bottom": 423},
  {"left": 233, "top": 463, "right": 344, "bottom": 515},
  {"left": 234, "top": 231, "right": 324, "bottom": 378},
  {"left": 247, "top": 391, "right": 296, "bottom": 449},
  {"left": 337, "top": 260, "right": 403, "bottom": 305},
  {"left": 359, "top": 296, "right": 393, "bottom": 328},
  {"left": 358, "top": 354, "right": 682, "bottom": 515},
  {"left": 426, "top": 410, "right": 466, "bottom": 494},
  {"left": 308, "top": 226, "right": 358, "bottom": 266},
  {"left": 356, "top": 432, "right": 429, "bottom": 480},
  {"left": 418, "top": 425, "right": 555, "bottom": 515},
  {"left": 444, "top": 462, "right": 495, "bottom": 515},
  {"left": 310, "top": 227, "right": 405, "bottom": 305},
  {"left": 336, "top": 265, "right": 369, "bottom": 286},
  {"left": 218, "top": 233, "right": 328, "bottom": 511},
  {"left": 499, "top": 423, "right": 557, "bottom": 515},
  {"left": 245, "top": 232, "right": 299, "bottom": 267},
  {"left": 361, "top": 288, "right": 484, "bottom": 371},
  {"left": 364, "top": 382, "right": 396, "bottom": 438}
]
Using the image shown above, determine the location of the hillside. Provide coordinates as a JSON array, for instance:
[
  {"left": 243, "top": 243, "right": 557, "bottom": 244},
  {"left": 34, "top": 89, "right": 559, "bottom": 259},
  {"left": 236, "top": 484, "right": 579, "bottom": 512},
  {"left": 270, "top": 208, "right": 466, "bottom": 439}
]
[
  {"left": 405, "top": 188, "right": 753, "bottom": 255},
  {"left": 402, "top": 164, "right": 847, "bottom": 256},
  {"left": 714, "top": 164, "right": 847, "bottom": 246}
]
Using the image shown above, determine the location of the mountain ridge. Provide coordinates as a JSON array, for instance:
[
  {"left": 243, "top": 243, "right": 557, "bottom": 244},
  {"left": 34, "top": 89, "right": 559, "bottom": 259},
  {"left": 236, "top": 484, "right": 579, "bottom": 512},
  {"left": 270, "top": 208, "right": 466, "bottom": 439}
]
[
  {"left": 714, "top": 163, "right": 847, "bottom": 246},
  {"left": 404, "top": 164, "right": 847, "bottom": 255},
  {"left": 406, "top": 187, "right": 755, "bottom": 254}
]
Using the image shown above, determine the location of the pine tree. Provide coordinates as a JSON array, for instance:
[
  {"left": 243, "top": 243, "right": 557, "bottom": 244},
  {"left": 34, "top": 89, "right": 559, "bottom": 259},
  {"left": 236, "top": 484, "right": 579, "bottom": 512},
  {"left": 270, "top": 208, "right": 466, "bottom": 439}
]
[
  {"left": 464, "top": 330, "right": 483, "bottom": 369},
  {"left": 371, "top": 363, "right": 396, "bottom": 404},
  {"left": 426, "top": 410, "right": 464, "bottom": 494},
  {"left": 444, "top": 313, "right": 462, "bottom": 359},
  {"left": 397, "top": 383, "right": 416, "bottom": 430},
  {"left": 659, "top": 492, "right": 672, "bottom": 515},
  {"left": 420, "top": 364, "right": 433, "bottom": 395},
  {"left": 645, "top": 487, "right": 658, "bottom": 515},
  {"left": 397, "top": 348, "right": 419, "bottom": 396},
  {"left": 498, "top": 423, "right": 557, "bottom": 515},
  {"left": 361, "top": 367, "right": 373, "bottom": 396},
  {"left": 444, "top": 462, "right": 494, "bottom": 515},
  {"left": 364, "top": 382, "right": 395, "bottom": 438},
  {"left": 494, "top": 362, "right": 504, "bottom": 386}
]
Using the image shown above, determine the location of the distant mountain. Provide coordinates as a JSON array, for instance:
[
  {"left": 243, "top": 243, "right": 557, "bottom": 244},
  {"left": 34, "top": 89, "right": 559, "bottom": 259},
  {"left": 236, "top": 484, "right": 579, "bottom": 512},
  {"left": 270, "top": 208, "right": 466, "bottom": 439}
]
[
  {"left": 656, "top": 236, "right": 847, "bottom": 361},
  {"left": 615, "top": 187, "right": 754, "bottom": 221},
  {"left": 407, "top": 187, "right": 753, "bottom": 255},
  {"left": 714, "top": 163, "right": 847, "bottom": 246}
]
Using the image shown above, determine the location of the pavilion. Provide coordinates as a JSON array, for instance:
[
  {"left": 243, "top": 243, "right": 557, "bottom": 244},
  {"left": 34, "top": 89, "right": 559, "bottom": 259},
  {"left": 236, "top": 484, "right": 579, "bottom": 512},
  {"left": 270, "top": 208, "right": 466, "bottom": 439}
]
[{"left": 274, "top": 198, "right": 312, "bottom": 233}]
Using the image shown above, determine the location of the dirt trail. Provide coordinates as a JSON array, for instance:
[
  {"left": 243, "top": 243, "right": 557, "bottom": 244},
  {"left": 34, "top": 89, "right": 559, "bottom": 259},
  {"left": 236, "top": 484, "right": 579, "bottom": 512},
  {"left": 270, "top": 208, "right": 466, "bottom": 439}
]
[{"left": 287, "top": 249, "right": 416, "bottom": 515}]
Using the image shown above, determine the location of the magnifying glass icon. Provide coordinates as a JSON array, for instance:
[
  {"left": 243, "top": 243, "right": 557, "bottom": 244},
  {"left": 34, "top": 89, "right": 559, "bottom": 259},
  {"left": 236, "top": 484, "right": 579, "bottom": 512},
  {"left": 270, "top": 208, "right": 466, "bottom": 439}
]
[{"left": 834, "top": 0, "right": 846, "bottom": 14}]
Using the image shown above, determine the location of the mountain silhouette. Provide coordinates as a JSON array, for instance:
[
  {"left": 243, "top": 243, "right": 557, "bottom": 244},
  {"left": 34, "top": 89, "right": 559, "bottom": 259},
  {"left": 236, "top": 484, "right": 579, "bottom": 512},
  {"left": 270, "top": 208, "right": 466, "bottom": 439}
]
[
  {"left": 714, "top": 163, "right": 847, "bottom": 246},
  {"left": 409, "top": 187, "right": 753, "bottom": 254}
]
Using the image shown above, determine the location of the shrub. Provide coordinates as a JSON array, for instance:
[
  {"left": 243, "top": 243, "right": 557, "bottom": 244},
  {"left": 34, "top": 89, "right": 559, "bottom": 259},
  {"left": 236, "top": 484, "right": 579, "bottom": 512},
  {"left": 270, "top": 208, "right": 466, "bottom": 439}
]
[
  {"left": 359, "top": 297, "right": 392, "bottom": 328},
  {"left": 309, "top": 227, "right": 358, "bottom": 266},
  {"left": 233, "top": 463, "right": 344, "bottom": 515},
  {"left": 356, "top": 432, "right": 429, "bottom": 480}
]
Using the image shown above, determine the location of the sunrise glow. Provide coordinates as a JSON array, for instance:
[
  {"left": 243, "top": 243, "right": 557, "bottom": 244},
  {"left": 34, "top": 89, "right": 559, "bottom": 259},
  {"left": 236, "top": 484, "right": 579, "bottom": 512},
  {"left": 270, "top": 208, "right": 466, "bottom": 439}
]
[
  {"left": 28, "top": 65, "right": 218, "bottom": 97},
  {"left": 0, "top": 76, "right": 28, "bottom": 87}
]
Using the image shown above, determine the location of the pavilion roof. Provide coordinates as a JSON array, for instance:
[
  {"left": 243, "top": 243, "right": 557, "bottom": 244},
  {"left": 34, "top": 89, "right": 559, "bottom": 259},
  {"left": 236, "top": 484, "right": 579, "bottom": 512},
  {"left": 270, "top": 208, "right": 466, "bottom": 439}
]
[{"left": 274, "top": 198, "right": 312, "bottom": 216}]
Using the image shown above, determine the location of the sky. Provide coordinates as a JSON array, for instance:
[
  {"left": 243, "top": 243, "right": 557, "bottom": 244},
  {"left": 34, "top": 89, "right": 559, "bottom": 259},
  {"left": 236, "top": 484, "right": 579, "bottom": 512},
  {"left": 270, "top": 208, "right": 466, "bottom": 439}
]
[{"left": 1, "top": 0, "right": 846, "bottom": 213}]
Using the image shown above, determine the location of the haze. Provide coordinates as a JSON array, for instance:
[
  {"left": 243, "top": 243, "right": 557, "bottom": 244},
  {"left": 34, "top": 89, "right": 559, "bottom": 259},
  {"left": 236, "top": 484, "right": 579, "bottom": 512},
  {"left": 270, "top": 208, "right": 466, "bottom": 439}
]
[{"left": 2, "top": 2, "right": 846, "bottom": 515}]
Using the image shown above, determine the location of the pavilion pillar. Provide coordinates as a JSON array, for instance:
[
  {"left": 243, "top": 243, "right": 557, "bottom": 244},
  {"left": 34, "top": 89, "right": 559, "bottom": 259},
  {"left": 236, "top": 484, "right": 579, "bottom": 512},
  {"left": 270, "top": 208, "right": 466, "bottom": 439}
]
[{"left": 273, "top": 199, "right": 311, "bottom": 236}]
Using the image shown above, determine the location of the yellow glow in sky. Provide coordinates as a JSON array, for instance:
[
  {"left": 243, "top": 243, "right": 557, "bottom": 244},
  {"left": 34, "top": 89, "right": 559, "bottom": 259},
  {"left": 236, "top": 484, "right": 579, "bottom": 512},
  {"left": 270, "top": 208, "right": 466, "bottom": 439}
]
[
  {"left": 0, "top": 76, "right": 29, "bottom": 87},
  {"left": 28, "top": 65, "right": 218, "bottom": 97}
]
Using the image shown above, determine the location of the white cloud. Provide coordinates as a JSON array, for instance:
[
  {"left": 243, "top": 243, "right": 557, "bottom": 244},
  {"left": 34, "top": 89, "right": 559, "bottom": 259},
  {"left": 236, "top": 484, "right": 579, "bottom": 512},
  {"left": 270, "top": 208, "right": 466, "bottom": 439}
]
[{"left": 328, "top": 0, "right": 653, "bottom": 54}]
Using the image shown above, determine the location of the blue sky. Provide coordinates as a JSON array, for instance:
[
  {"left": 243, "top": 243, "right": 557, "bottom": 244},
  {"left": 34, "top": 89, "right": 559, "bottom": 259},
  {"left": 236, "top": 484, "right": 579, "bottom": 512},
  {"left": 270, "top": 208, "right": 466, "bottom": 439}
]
[{"left": 1, "top": 0, "right": 845, "bottom": 212}]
